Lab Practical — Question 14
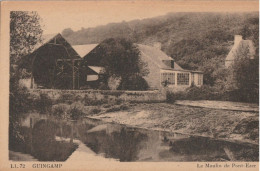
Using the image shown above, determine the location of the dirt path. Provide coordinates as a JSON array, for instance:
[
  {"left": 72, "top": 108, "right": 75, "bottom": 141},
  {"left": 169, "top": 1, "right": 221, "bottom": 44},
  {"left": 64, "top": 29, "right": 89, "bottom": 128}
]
[{"left": 90, "top": 103, "right": 259, "bottom": 145}]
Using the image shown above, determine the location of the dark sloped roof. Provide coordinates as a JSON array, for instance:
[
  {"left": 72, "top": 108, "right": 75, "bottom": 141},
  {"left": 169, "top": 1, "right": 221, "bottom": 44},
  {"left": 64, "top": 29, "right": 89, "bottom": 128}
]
[
  {"left": 29, "top": 33, "right": 80, "bottom": 59},
  {"left": 78, "top": 42, "right": 201, "bottom": 73},
  {"left": 20, "top": 33, "right": 80, "bottom": 70},
  {"left": 137, "top": 44, "right": 184, "bottom": 70}
]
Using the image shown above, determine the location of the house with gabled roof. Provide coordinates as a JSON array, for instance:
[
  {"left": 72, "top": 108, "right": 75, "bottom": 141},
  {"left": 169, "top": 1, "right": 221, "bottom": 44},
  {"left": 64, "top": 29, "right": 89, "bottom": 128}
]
[
  {"left": 225, "top": 35, "right": 256, "bottom": 68},
  {"left": 137, "top": 43, "right": 203, "bottom": 90},
  {"left": 82, "top": 42, "right": 203, "bottom": 90}
]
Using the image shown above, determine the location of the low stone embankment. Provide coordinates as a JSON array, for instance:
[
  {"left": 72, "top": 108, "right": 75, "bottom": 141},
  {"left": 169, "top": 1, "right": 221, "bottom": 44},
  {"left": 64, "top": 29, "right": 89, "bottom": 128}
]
[{"left": 29, "top": 89, "right": 166, "bottom": 102}]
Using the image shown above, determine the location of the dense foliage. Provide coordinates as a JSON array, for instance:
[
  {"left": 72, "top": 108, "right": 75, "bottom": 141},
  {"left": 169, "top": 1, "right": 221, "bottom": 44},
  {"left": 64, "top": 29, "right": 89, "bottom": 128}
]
[
  {"left": 118, "top": 75, "right": 149, "bottom": 91},
  {"left": 99, "top": 38, "right": 145, "bottom": 78},
  {"left": 85, "top": 38, "right": 149, "bottom": 90},
  {"left": 10, "top": 11, "right": 43, "bottom": 76},
  {"left": 230, "top": 48, "right": 259, "bottom": 103},
  {"left": 9, "top": 11, "right": 43, "bottom": 148}
]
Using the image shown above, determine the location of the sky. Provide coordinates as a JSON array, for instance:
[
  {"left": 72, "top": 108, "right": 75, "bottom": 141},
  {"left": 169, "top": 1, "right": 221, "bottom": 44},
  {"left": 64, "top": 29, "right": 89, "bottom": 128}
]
[{"left": 24, "top": 1, "right": 259, "bottom": 35}]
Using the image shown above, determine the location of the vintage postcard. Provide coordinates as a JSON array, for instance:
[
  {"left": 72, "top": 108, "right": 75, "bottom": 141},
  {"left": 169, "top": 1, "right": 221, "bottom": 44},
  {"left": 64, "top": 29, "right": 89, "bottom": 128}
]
[{"left": 0, "top": 0, "right": 259, "bottom": 170}]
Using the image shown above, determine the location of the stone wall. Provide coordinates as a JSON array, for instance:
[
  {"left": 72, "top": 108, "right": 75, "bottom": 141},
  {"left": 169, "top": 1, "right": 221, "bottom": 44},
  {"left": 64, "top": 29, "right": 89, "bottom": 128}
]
[{"left": 29, "top": 89, "right": 166, "bottom": 102}]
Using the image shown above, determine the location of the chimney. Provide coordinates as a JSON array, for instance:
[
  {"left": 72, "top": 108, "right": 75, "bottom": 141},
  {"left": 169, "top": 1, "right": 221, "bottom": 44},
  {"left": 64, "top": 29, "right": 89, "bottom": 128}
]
[
  {"left": 234, "top": 35, "right": 243, "bottom": 45},
  {"left": 153, "top": 42, "right": 161, "bottom": 50},
  {"left": 171, "top": 60, "right": 174, "bottom": 68}
]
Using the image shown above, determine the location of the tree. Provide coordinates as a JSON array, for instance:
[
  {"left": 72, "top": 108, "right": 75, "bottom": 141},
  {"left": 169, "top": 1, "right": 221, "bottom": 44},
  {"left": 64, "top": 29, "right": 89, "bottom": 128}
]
[
  {"left": 95, "top": 38, "right": 149, "bottom": 90},
  {"left": 229, "top": 45, "right": 259, "bottom": 103},
  {"left": 9, "top": 11, "right": 43, "bottom": 149},
  {"left": 61, "top": 28, "right": 74, "bottom": 37},
  {"left": 10, "top": 11, "right": 43, "bottom": 76}
]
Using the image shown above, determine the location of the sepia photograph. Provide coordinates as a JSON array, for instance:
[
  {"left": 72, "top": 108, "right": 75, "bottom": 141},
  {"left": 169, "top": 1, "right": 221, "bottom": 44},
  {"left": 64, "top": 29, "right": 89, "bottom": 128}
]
[{"left": 0, "top": 0, "right": 259, "bottom": 170}]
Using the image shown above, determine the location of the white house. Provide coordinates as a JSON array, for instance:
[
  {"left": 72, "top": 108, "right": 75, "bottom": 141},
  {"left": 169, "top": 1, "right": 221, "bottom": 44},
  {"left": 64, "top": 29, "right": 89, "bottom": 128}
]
[
  {"left": 137, "top": 43, "right": 203, "bottom": 91},
  {"left": 225, "top": 35, "right": 256, "bottom": 68}
]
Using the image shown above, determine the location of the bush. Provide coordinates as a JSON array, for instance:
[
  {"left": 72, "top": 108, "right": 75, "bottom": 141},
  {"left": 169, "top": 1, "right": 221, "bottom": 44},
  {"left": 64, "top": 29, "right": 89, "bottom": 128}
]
[
  {"left": 52, "top": 104, "right": 69, "bottom": 119},
  {"left": 82, "top": 95, "right": 108, "bottom": 106},
  {"left": 118, "top": 75, "right": 149, "bottom": 91},
  {"left": 33, "top": 93, "right": 53, "bottom": 114},
  {"left": 68, "top": 102, "right": 85, "bottom": 120},
  {"left": 166, "top": 85, "right": 221, "bottom": 102},
  {"left": 166, "top": 84, "right": 260, "bottom": 102},
  {"left": 9, "top": 76, "right": 35, "bottom": 152},
  {"left": 185, "top": 85, "right": 211, "bottom": 100},
  {"left": 56, "top": 93, "right": 75, "bottom": 104},
  {"left": 166, "top": 91, "right": 176, "bottom": 104}
]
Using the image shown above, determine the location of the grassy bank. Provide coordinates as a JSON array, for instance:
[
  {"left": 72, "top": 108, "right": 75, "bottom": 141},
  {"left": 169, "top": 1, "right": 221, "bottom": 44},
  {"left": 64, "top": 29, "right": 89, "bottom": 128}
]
[{"left": 90, "top": 103, "right": 259, "bottom": 144}]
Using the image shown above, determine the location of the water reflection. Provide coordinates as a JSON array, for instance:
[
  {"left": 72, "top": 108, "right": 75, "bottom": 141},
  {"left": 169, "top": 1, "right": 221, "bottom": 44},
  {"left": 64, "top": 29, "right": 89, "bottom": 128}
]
[
  {"left": 11, "top": 117, "right": 78, "bottom": 161},
  {"left": 10, "top": 114, "right": 259, "bottom": 162},
  {"left": 84, "top": 126, "right": 147, "bottom": 161}
]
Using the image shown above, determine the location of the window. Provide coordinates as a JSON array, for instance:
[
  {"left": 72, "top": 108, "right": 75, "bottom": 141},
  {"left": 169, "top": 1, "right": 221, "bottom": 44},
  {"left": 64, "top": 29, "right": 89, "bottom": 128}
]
[
  {"left": 161, "top": 72, "right": 175, "bottom": 86},
  {"left": 177, "top": 73, "right": 189, "bottom": 85},
  {"left": 198, "top": 74, "right": 203, "bottom": 85}
]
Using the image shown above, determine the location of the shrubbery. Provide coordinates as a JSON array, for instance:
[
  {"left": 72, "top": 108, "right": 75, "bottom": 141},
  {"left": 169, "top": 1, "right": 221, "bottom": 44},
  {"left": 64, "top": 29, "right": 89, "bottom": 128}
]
[
  {"left": 68, "top": 102, "right": 85, "bottom": 120},
  {"left": 184, "top": 85, "right": 217, "bottom": 100},
  {"left": 52, "top": 104, "right": 69, "bottom": 119},
  {"left": 33, "top": 93, "right": 53, "bottom": 114},
  {"left": 118, "top": 75, "right": 149, "bottom": 91},
  {"left": 56, "top": 93, "right": 76, "bottom": 104},
  {"left": 82, "top": 95, "right": 108, "bottom": 106},
  {"left": 9, "top": 77, "right": 35, "bottom": 149},
  {"left": 166, "top": 85, "right": 233, "bottom": 103},
  {"left": 52, "top": 102, "right": 88, "bottom": 120},
  {"left": 166, "top": 91, "right": 176, "bottom": 104}
]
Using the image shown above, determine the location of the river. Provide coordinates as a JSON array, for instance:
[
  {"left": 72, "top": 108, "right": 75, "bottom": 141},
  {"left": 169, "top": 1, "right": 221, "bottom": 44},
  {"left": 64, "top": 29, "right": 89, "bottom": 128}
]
[{"left": 9, "top": 113, "right": 259, "bottom": 162}]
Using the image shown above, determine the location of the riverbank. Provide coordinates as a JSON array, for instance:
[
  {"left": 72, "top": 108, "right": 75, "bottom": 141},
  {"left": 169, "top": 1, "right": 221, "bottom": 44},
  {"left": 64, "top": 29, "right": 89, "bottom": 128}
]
[
  {"left": 175, "top": 100, "right": 259, "bottom": 112},
  {"left": 89, "top": 103, "right": 259, "bottom": 144}
]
